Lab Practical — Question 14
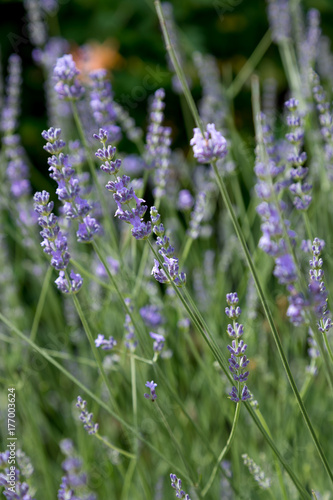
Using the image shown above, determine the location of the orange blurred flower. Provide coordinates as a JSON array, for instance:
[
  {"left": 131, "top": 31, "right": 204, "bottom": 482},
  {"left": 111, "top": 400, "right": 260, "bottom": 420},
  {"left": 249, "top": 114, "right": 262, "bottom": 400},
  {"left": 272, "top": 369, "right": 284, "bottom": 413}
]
[{"left": 71, "top": 39, "right": 123, "bottom": 80}]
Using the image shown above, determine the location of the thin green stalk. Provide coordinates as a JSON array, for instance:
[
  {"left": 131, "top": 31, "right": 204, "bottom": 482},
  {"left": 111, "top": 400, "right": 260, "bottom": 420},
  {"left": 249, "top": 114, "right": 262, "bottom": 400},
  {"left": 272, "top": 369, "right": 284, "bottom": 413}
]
[
  {"left": 30, "top": 265, "right": 53, "bottom": 342},
  {"left": 95, "top": 433, "right": 135, "bottom": 459},
  {"left": 130, "top": 354, "right": 139, "bottom": 456},
  {"left": 180, "top": 236, "right": 193, "bottom": 266},
  {"left": 70, "top": 289, "right": 115, "bottom": 405},
  {"left": 226, "top": 29, "right": 272, "bottom": 100},
  {"left": 0, "top": 311, "right": 191, "bottom": 482},
  {"left": 256, "top": 410, "right": 289, "bottom": 500},
  {"left": 278, "top": 40, "right": 303, "bottom": 103},
  {"left": 303, "top": 212, "right": 313, "bottom": 242},
  {"left": 154, "top": 0, "right": 203, "bottom": 133},
  {"left": 155, "top": 402, "right": 197, "bottom": 486},
  {"left": 201, "top": 403, "right": 241, "bottom": 497}
]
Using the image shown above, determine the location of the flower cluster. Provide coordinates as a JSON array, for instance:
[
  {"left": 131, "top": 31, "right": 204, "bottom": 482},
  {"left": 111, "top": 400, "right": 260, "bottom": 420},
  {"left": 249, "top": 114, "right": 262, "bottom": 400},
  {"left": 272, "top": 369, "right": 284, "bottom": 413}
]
[
  {"left": 145, "top": 88, "right": 172, "bottom": 200},
  {"left": 254, "top": 118, "right": 298, "bottom": 287},
  {"left": 0, "top": 449, "right": 35, "bottom": 500},
  {"left": 140, "top": 304, "right": 165, "bottom": 328},
  {"left": 225, "top": 293, "right": 251, "bottom": 403},
  {"left": 242, "top": 454, "right": 271, "bottom": 490},
  {"left": 190, "top": 123, "right": 227, "bottom": 164},
  {"left": 58, "top": 438, "right": 96, "bottom": 500},
  {"left": 23, "top": 0, "right": 47, "bottom": 47},
  {"left": 89, "top": 69, "right": 121, "bottom": 143},
  {"left": 95, "top": 128, "right": 152, "bottom": 240},
  {"left": 285, "top": 98, "right": 312, "bottom": 211},
  {"left": 1, "top": 54, "right": 22, "bottom": 135},
  {"left": 266, "top": 0, "right": 291, "bottom": 43},
  {"left": 150, "top": 331, "right": 165, "bottom": 353},
  {"left": 53, "top": 54, "right": 85, "bottom": 101},
  {"left": 311, "top": 71, "right": 333, "bottom": 181},
  {"left": 76, "top": 396, "right": 99, "bottom": 435},
  {"left": 34, "top": 190, "right": 83, "bottom": 294},
  {"left": 42, "top": 127, "right": 100, "bottom": 242},
  {"left": 187, "top": 192, "right": 206, "bottom": 239},
  {"left": 144, "top": 380, "right": 157, "bottom": 401},
  {"left": 95, "top": 334, "right": 117, "bottom": 350},
  {"left": 150, "top": 206, "right": 186, "bottom": 287},
  {"left": 112, "top": 101, "right": 143, "bottom": 142},
  {"left": 177, "top": 190, "right": 194, "bottom": 211},
  {"left": 309, "top": 238, "right": 332, "bottom": 330},
  {"left": 170, "top": 474, "right": 191, "bottom": 500}
]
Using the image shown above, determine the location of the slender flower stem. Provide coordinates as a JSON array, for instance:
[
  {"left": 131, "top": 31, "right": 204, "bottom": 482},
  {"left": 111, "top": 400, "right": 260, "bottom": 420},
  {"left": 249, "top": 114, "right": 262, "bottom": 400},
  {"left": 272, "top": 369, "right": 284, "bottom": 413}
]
[
  {"left": 130, "top": 354, "right": 139, "bottom": 456},
  {"left": 155, "top": 402, "right": 197, "bottom": 485},
  {"left": 154, "top": 0, "right": 203, "bottom": 133},
  {"left": 30, "top": 265, "right": 53, "bottom": 342},
  {"left": 256, "top": 410, "right": 289, "bottom": 500},
  {"left": 95, "top": 433, "right": 135, "bottom": 459},
  {"left": 201, "top": 403, "right": 241, "bottom": 497},
  {"left": 226, "top": 29, "right": 272, "bottom": 100},
  {"left": 70, "top": 286, "right": 115, "bottom": 405}
]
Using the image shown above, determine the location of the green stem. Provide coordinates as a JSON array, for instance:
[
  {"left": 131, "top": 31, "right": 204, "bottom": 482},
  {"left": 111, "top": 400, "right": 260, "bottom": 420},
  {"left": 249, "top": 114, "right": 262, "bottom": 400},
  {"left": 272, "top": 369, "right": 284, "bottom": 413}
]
[
  {"left": 154, "top": 0, "right": 203, "bottom": 133},
  {"left": 226, "top": 29, "right": 272, "bottom": 100},
  {"left": 155, "top": 402, "right": 196, "bottom": 485},
  {"left": 256, "top": 410, "right": 289, "bottom": 500},
  {"left": 30, "top": 265, "right": 53, "bottom": 342},
  {"left": 70, "top": 289, "right": 115, "bottom": 405},
  {"left": 201, "top": 403, "right": 241, "bottom": 497},
  {"left": 130, "top": 354, "right": 139, "bottom": 456},
  {"left": 180, "top": 237, "right": 193, "bottom": 266},
  {"left": 95, "top": 433, "right": 135, "bottom": 459}
]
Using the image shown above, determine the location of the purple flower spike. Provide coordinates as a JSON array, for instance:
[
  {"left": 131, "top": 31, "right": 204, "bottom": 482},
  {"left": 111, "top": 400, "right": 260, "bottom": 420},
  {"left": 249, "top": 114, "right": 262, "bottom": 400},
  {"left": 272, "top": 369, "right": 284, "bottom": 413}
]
[
  {"left": 149, "top": 332, "right": 165, "bottom": 353},
  {"left": 76, "top": 396, "right": 99, "bottom": 435},
  {"left": 190, "top": 123, "right": 227, "bottom": 163},
  {"left": 225, "top": 292, "right": 251, "bottom": 403},
  {"left": 144, "top": 380, "right": 157, "bottom": 401},
  {"left": 53, "top": 54, "right": 85, "bottom": 101},
  {"left": 170, "top": 473, "right": 191, "bottom": 500},
  {"left": 95, "top": 334, "right": 117, "bottom": 351}
]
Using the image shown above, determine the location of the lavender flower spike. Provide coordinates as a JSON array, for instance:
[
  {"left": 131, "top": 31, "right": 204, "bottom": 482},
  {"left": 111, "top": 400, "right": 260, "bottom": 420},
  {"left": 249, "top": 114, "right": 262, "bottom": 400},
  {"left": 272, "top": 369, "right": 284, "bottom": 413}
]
[
  {"left": 53, "top": 54, "right": 85, "bottom": 101},
  {"left": 225, "top": 292, "right": 251, "bottom": 403},
  {"left": 95, "top": 334, "right": 117, "bottom": 350},
  {"left": 76, "top": 396, "right": 99, "bottom": 435},
  {"left": 170, "top": 473, "right": 191, "bottom": 500},
  {"left": 95, "top": 128, "right": 152, "bottom": 240},
  {"left": 150, "top": 206, "right": 186, "bottom": 287},
  {"left": 190, "top": 123, "right": 227, "bottom": 164},
  {"left": 144, "top": 380, "right": 157, "bottom": 401},
  {"left": 34, "top": 190, "right": 83, "bottom": 294}
]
